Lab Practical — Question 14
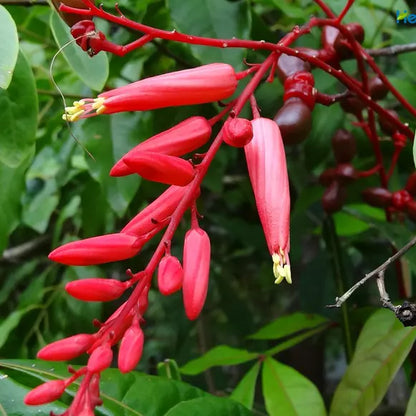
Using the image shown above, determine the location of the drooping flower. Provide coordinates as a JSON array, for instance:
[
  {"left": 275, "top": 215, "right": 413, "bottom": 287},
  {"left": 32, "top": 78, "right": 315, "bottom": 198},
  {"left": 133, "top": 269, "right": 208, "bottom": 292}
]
[
  {"left": 48, "top": 233, "right": 143, "bottom": 266},
  {"left": 121, "top": 151, "right": 195, "bottom": 186},
  {"left": 63, "top": 63, "right": 238, "bottom": 121},
  {"left": 87, "top": 344, "right": 113, "bottom": 373},
  {"left": 65, "top": 278, "right": 129, "bottom": 302},
  {"left": 182, "top": 226, "right": 211, "bottom": 320},
  {"left": 118, "top": 319, "right": 144, "bottom": 373},
  {"left": 111, "top": 116, "right": 212, "bottom": 176},
  {"left": 158, "top": 255, "right": 184, "bottom": 295},
  {"left": 244, "top": 117, "right": 291, "bottom": 284},
  {"left": 24, "top": 380, "right": 67, "bottom": 405}
]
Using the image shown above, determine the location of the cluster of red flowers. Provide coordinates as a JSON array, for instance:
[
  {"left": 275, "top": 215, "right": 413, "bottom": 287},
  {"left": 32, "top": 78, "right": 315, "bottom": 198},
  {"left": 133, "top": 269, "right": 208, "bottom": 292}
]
[{"left": 25, "top": 59, "right": 291, "bottom": 413}]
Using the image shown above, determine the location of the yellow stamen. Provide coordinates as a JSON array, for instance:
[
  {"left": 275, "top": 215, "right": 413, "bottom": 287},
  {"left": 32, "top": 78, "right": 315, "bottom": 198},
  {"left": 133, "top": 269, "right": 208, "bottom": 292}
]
[
  {"left": 272, "top": 252, "right": 292, "bottom": 284},
  {"left": 92, "top": 98, "right": 106, "bottom": 115},
  {"left": 63, "top": 100, "right": 87, "bottom": 122}
]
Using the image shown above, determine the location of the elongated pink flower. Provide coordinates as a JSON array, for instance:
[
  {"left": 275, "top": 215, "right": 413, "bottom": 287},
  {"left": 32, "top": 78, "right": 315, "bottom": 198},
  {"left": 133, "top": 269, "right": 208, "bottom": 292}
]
[
  {"left": 182, "top": 227, "right": 211, "bottom": 320},
  {"left": 121, "top": 151, "right": 195, "bottom": 186},
  {"left": 37, "top": 333, "right": 95, "bottom": 361},
  {"left": 158, "top": 255, "right": 184, "bottom": 295},
  {"left": 65, "top": 278, "right": 129, "bottom": 302},
  {"left": 118, "top": 321, "right": 144, "bottom": 373},
  {"left": 48, "top": 233, "right": 142, "bottom": 266},
  {"left": 88, "top": 344, "right": 113, "bottom": 373},
  {"left": 245, "top": 117, "right": 291, "bottom": 284},
  {"left": 63, "top": 63, "right": 237, "bottom": 121},
  {"left": 111, "top": 116, "right": 212, "bottom": 176},
  {"left": 24, "top": 379, "right": 67, "bottom": 405},
  {"left": 121, "top": 185, "right": 190, "bottom": 235}
]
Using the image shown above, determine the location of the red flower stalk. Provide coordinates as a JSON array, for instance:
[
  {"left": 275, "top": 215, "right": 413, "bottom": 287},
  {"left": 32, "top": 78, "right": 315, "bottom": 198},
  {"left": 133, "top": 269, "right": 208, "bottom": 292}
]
[
  {"left": 121, "top": 185, "right": 191, "bottom": 236},
  {"left": 65, "top": 278, "right": 129, "bottom": 302},
  {"left": 121, "top": 151, "right": 195, "bottom": 186},
  {"left": 182, "top": 226, "right": 211, "bottom": 320},
  {"left": 244, "top": 117, "right": 291, "bottom": 284},
  {"left": 24, "top": 379, "right": 67, "bottom": 405},
  {"left": 111, "top": 116, "right": 212, "bottom": 176},
  {"left": 48, "top": 233, "right": 143, "bottom": 266},
  {"left": 158, "top": 255, "right": 184, "bottom": 295},
  {"left": 223, "top": 117, "right": 253, "bottom": 147},
  {"left": 87, "top": 344, "right": 113, "bottom": 373},
  {"left": 37, "top": 334, "right": 95, "bottom": 361},
  {"left": 63, "top": 63, "right": 238, "bottom": 121},
  {"left": 118, "top": 319, "right": 144, "bottom": 373}
]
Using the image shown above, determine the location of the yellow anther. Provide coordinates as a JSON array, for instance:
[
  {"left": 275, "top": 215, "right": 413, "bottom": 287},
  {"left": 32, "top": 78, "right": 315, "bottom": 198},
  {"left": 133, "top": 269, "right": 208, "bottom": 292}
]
[{"left": 272, "top": 252, "right": 292, "bottom": 284}]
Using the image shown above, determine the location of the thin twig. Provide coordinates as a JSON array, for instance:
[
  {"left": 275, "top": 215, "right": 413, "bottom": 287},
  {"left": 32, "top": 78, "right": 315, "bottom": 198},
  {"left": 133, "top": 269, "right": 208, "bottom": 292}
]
[
  {"left": 1, "top": 235, "right": 50, "bottom": 263},
  {"left": 327, "top": 235, "right": 416, "bottom": 308},
  {"left": 366, "top": 43, "right": 416, "bottom": 57}
]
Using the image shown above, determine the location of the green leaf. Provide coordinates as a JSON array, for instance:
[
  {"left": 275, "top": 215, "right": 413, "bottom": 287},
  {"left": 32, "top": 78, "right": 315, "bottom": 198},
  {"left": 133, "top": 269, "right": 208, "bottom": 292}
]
[
  {"left": 0, "top": 5, "right": 18, "bottom": 89},
  {"left": 0, "top": 359, "right": 252, "bottom": 415},
  {"left": 180, "top": 345, "right": 259, "bottom": 375},
  {"left": 262, "top": 357, "right": 327, "bottom": 416},
  {"left": 164, "top": 395, "right": 254, "bottom": 416},
  {"left": 230, "top": 361, "right": 261, "bottom": 410},
  {"left": 329, "top": 309, "right": 416, "bottom": 416},
  {"left": 167, "top": 0, "right": 251, "bottom": 69},
  {"left": 157, "top": 359, "right": 182, "bottom": 380},
  {"left": 405, "top": 381, "right": 416, "bottom": 416},
  {"left": 49, "top": 11, "right": 109, "bottom": 91},
  {"left": 249, "top": 312, "right": 329, "bottom": 340},
  {"left": 0, "top": 51, "right": 37, "bottom": 168}
]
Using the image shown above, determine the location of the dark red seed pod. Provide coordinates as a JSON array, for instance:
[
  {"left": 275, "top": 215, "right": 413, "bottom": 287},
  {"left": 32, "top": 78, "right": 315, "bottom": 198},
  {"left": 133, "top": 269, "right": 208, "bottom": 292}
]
[
  {"left": 274, "top": 98, "right": 312, "bottom": 145},
  {"left": 362, "top": 187, "right": 393, "bottom": 208},
  {"left": 334, "top": 23, "right": 365, "bottom": 60},
  {"left": 331, "top": 129, "right": 356, "bottom": 163},
  {"left": 321, "top": 26, "right": 340, "bottom": 49},
  {"left": 368, "top": 76, "right": 389, "bottom": 101},
  {"left": 51, "top": 0, "right": 93, "bottom": 27},
  {"left": 391, "top": 190, "right": 412, "bottom": 210},
  {"left": 319, "top": 168, "right": 336, "bottom": 187},
  {"left": 283, "top": 72, "right": 315, "bottom": 110},
  {"left": 335, "top": 163, "right": 356, "bottom": 185},
  {"left": 378, "top": 110, "right": 400, "bottom": 136},
  {"left": 340, "top": 96, "right": 365, "bottom": 117},
  {"left": 322, "top": 180, "right": 347, "bottom": 213},
  {"left": 405, "top": 173, "right": 416, "bottom": 196},
  {"left": 406, "top": 200, "right": 416, "bottom": 221},
  {"left": 276, "top": 54, "right": 311, "bottom": 82}
]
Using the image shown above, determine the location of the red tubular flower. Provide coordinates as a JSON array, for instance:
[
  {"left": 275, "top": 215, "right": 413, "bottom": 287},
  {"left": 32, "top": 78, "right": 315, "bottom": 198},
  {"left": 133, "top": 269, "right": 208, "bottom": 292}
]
[
  {"left": 158, "top": 255, "right": 184, "bottom": 295},
  {"left": 121, "top": 185, "right": 189, "bottom": 235},
  {"left": 182, "top": 227, "right": 211, "bottom": 320},
  {"left": 37, "top": 334, "right": 95, "bottom": 361},
  {"left": 121, "top": 151, "right": 195, "bottom": 186},
  {"left": 48, "top": 233, "right": 142, "bottom": 266},
  {"left": 111, "top": 116, "right": 212, "bottom": 176},
  {"left": 118, "top": 320, "right": 144, "bottom": 373},
  {"left": 24, "top": 379, "right": 67, "bottom": 405},
  {"left": 65, "top": 279, "right": 129, "bottom": 302},
  {"left": 63, "top": 63, "right": 238, "bottom": 121},
  {"left": 245, "top": 117, "right": 291, "bottom": 284},
  {"left": 87, "top": 344, "right": 113, "bottom": 373}
]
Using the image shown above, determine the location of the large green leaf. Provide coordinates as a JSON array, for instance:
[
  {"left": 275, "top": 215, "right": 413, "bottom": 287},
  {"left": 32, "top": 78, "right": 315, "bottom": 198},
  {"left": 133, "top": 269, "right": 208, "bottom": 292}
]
[
  {"left": 262, "top": 357, "right": 327, "bottom": 416},
  {"left": 49, "top": 11, "right": 109, "bottom": 91},
  {"left": 230, "top": 361, "right": 261, "bottom": 410},
  {"left": 180, "top": 345, "right": 259, "bottom": 375},
  {"left": 0, "top": 51, "right": 37, "bottom": 168},
  {"left": 0, "top": 359, "right": 252, "bottom": 415},
  {"left": 249, "top": 312, "right": 329, "bottom": 340},
  {"left": 329, "top": 309, "right": 416, "bottom": 416},
  {"left": 167, "top": 0, "right": 251, "bottom": 69},
  {"left": 0, "top": 5, "right": 18, "bottom": 89},
  {"left": 405, "top": 381, "right": 416, "bottom": 416}
]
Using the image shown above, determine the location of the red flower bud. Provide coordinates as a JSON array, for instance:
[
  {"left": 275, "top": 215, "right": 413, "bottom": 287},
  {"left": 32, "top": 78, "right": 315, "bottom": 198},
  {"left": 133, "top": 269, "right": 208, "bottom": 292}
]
[
  {"left": 183, "top": 227, "right": 211, "bottom": 320},
  {"left": 362, "top": 187, "right": 392, "bottom": 208},
  {"left": 331, "top": 129, "right": 356, "bottom": 163},
  {"left": 65, "top": 278, "right": 128, "bottom": 302},
  {"left": 245, "top": 118, "right": 291, "bottom": 284},
  {"left": 118, "top": 322, "right": 144, "bottom": 373},
  {"left": 121, "top": 152, "right": 195, "bottom": 186},
  {"left": 158, "top": 255, "right": 184, "bottom": 295},
  {"left": 322, "top": 180, "right": 346, "bottom": 213},
  {"left": 49, "top": 233, "right": 142, "bottom": 266},
  {"left": 122, "top": 185, "right": 190, "bottom": 236},
  {"left": 392, "top": 190, "right": 412, "bottom": 210},
  {"left": 24, "top": 379, "right": 66, "bottom": 405},
  {"left": 63, "top": 63, "right": 238, "bottom": 121},
  {"left": 111, "top": 117, "right": 211, "bottom": 176},
  {"left": 223, "top": 118, "right": 253, "bottom": 147},
  {"left": 88, "top": 344, "right": 113, "bottom": 373},
  {"left": 406, "top": 173, "right": 416, "bottom": 196},
  {"left": 37, "top": 334, "right": 95, "bottom": 361}
]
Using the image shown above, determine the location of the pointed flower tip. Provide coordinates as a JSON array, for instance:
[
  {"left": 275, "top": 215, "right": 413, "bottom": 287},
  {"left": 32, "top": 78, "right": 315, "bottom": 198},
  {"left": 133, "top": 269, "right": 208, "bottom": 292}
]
[{"left": 272, "top": 252, "right": 291, "bottom": 284}]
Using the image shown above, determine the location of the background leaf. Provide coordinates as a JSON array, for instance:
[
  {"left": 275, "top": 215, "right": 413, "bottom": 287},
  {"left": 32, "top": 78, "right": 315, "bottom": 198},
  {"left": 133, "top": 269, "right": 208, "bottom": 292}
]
[
  {"left": 230, "top": 361, "right": 261, "bottom": 410},
  {"left": 0, "top": 5, "right": 18, "bottom": 89}
]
